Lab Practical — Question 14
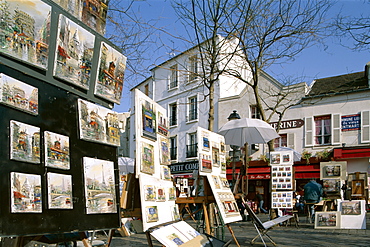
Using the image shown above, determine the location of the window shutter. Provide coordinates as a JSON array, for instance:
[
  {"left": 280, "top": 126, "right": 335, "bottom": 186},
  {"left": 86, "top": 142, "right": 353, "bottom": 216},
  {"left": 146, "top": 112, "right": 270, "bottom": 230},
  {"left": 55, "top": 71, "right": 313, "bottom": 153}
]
[
  {"left": 361, "top": 111, "right": 370, "bottom": 143},
  {"left": 287, "top": 133, "right": 295, "bottom": 149},
  {"left": 305, "top": 117, "right": 313, "bottom": 147},
  {"left": 332, "top": 114, "right": 341, "bottom": 145}
]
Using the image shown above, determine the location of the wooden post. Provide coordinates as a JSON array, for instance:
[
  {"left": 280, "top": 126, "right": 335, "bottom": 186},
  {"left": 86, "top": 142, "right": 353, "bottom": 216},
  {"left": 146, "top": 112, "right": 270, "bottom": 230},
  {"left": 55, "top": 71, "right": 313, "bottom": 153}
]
[
  {"left": 202, "top": 202, "right": 211, "bottom": 235},
  {"left": 226, "top": 224, "right": 241, "bottom": 247}
]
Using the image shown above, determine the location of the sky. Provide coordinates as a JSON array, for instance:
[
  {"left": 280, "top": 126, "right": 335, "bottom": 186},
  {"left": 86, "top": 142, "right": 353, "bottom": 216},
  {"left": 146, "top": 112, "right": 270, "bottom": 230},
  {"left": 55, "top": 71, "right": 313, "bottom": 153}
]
[{"left": 112, "top": 0, "right": 370, "bottom": 113}]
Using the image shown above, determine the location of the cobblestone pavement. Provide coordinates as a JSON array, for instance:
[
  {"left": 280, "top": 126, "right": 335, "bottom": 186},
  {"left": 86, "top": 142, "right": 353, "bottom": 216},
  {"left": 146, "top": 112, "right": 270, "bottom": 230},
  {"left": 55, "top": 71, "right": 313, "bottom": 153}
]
[{"left": 105, "top": 213, "right": 370, "bottom": 247}]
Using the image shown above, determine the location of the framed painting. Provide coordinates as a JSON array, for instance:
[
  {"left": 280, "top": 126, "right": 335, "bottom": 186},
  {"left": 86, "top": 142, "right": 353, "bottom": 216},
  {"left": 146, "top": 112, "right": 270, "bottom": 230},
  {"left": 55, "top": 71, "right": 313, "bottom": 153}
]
[
  {"left": 168, "top": 187, "right": 177, "bottom": 201},
  {"left": 201, "top": 131, "right": 210, "bottom": 151},
  {"left": 270, "top": 152, "right": 281, "bottom": 165},
  {"left": 157, "top": 187, "right": 166, "bottom": 201},
  {"left": 145, "top": 206, "right": 159, "bottom": 223},
  {"left": 44, "top": 131, "right": 70, "bottom": 170},
  {"left": 171, "top": 204, "right": 181, "bottom": 221},
  {"left": 0, "top": 73, "right": 38, "bottom": 115},
  {"left": 54, "top": 14, "right": 95, "bottom": 89},
  {"left": 157, "top": 110, "right": 169, "bottom": 136},
  {"left": 0, "top": 0, "right": 51, "bottom": 69},
  {"left": 10, "top": 120, "right": 40, "bottom": 164},
  {"left": 144, "top": 185, "right": 156, "bottom": 201},
  {"left": 323, "top": 179, "right": 340, "bottom": 193},
  {"left": 351, "top": 180, "right": 365, "bottom": 197},
  {"left": 47, "top": 172, "right": 73, "bottom": 209},
  {"left": 142, "top": 99, "right": 157, "bottom": 140},
  {"left": 95, "top": 41, "right": 127, "bottom": 104},
  {"left": 320, "top": 161, "right": 347, "bottom": 180},
  {"left": 161, "top": 165, "right": 172, "bottom": 181},
  {"left": 141, "top": 141, "right": 155, "bottom": 175},
  {"left": 11, "top": 172, "right": 42, "bottom": 213},
  {"left": 341, "top": 200, "right": 361, "bottom": 215},
  {"left": 83, "top": 157, "right": 117, "bottom": 214},
  {"left": 315, "top": 211, "right": 340, "bottom": 229},
  {"left": 160, "top": 137, "right": 171, "bottom": 165},
  {"left": 199, "top": 153, "right": 212, "bottom": 173},
  {"left": 212, "top": 146, "right": 220, "bottom": 167},
  {"left": 78, "top": 99, "right": 120, "bottom": 146}
]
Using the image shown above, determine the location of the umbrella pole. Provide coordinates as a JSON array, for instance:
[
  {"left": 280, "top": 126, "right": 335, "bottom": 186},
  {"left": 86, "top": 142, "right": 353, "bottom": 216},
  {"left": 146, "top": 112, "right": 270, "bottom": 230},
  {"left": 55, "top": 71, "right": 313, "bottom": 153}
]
[{"left": 243, "top": 143, "right": 249, "bottom": 195}]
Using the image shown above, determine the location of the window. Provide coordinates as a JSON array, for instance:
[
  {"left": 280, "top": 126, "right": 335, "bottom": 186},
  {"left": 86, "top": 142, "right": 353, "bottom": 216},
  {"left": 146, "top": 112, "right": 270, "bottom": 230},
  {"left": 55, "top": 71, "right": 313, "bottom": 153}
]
[
  {"left": 169, "top": 103, "right": 177, "bottom": 126},
  {"left": 251, "top": 105, "right": 261, "bottom": 119},
  {"left": 169, "top": 64, "right": 178, "bottom": 89},
  {"left": 144, "top": 84, "right": 149, "bottom": 96},
  {"left": 189, "top": 55, "right": 198, "bottom": 81},
  {"left": 170, "top": 136, "right": 177, "bottom": 160},
  {"left": 186, "top": 132, "right": 197, "bottom": 158},
  {"left": 314, "top": 115, "right": 331, "bottom": 145},
  {"left": 274, "top": 134, "right": 287, "bottom": 148},
  {"left": 188, "top": 96, "right": 198, "bottom": 121}
]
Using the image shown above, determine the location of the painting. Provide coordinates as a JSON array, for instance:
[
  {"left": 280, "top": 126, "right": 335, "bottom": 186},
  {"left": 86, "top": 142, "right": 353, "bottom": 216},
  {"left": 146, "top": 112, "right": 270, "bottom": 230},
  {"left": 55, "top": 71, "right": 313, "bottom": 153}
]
[
  {"left": 271, "top": 191, "right": 293, "bottom": 209},
  {"left": 341, "top": 201, "right": 361, "bottom": 215},
  {"left": 212, "top": 146, "right": 220, "bottom": 167},
  {"left": 47, "top": 172, "right": 73, "bottom": 209},
  {"left": 78, "top": 99, "right": 120, "bottom": 146},
  {"left": 220, "top": 156, "right": 226, "bottom": 174},
  {"left": 0, "top": 0, "right": 51, "bottom": 69},
  {"left": 11, "top": 172, "right": 42, "bottom": 213},
  {"left": 141, "top": 141, "right": 155, "bottom": 175},
  {"left": 168, "top": 187, "right": 177, "bottom": 200},
  {"left": 142, "top": 99, "right": 157, "bottom": 140},
  {"left": 51, "top": 0, "right": 108, "bottom": 35},
  {"left": 145, "top": 206, "right": 159, "bottom": 223},
  {"left": 95, "top": 41, "right": 127, "bottom": 104},
  {"left": 220, "top": 177, "right": 230, "bottom": 189},
  {"left": 315, "top": 211, "right": 340, "bottom": 229},
  {"left": 201, "top": 131, "right": 210, "bottom": 151},
  {"left": 54, "top": 14, "right": 95, "bottom": 89},
  {"left": 157, "top": 187, "right": 166, "bottom": 201},
  {"left": 171, "top": 204, "right": 181, "bottom": 221},
  {"left": 44, "top": 131, "right": 70, "bottom": 170},
  {"left": 323, "top": 179, "right": 340, "bottom": 193},
  {"left": 160, "top": 137, "right": 170, "bottom": 165},
  {"left": 83, "top": 157, "right": 117, "bottom": 214},
  {"left": 144, "top": 185, "right": 156, "bottom": 201},
  {"left": 10, "top": 120, "right": 40, "bottom": 163},
  {"left": 161, "top": 165, "right": 172, "bottom": 181},
  {"left": 320, "top": 161, "right": 347, "bottom": 180},
  {"left": 270, "top": 152, "right": 281, "bottom": 164},
  {"left": 271, "top": 165, "right": 293, "bottom": 190},
  {"left": 199, "top": 153, "right": 212, "bottom": 173},
  {"left": 0, "top": 73, "right": 38, "bottom": 115},
  {"left": 157, "top": 110, "right": 169, "bottom": 136},
  {"left": 212, "top": 175, "right": 221, "bottom": 189}
]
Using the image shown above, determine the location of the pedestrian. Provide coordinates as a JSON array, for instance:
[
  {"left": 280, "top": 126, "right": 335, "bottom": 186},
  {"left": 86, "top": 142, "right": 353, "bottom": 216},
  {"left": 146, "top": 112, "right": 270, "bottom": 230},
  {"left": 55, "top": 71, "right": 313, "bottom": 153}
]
[
  {"left": 304, "top": 179, "right": 323, "bottom": 222},
  {"left": 294, "top": 191, "right": 304, "bottom": 213},
  {"left": 255, "top": 191, "right": 268, "bottom": 214}
]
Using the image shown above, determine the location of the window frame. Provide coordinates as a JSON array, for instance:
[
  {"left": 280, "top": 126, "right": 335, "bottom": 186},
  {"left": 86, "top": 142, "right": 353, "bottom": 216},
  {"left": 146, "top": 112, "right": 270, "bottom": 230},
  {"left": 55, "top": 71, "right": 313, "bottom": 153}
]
[
  {"left": 187, "top": 95, "right": 198, "bottom": 122},
  {"left": 169, "top": 102, "right": 178, "bottom": 127},
  {"left": 169, "top": 64, "right": 178, "bottom": 90}
]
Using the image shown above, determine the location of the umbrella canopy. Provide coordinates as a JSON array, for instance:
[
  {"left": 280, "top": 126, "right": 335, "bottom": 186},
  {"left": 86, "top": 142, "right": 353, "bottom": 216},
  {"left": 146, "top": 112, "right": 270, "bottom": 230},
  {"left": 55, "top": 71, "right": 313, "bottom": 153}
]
[
  {"left": 218, "top": 118, "right": 280, "bottom": 146},
  {"left": 274, "top": 147, "right": 302, "bottom": 162}
]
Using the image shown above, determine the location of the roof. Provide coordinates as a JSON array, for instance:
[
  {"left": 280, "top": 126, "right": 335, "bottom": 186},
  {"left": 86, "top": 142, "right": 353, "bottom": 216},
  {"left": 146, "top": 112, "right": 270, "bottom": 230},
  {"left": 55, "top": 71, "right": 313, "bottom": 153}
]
[{"left": 307, "top": 71, "right": 369, "bottom": 96}]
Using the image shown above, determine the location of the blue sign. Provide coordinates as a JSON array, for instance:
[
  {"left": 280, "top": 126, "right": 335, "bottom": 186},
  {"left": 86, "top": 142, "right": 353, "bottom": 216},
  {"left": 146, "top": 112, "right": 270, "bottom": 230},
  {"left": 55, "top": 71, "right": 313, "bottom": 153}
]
[{"left": 341, "top": 114, "right": 360, "bottom": 131}]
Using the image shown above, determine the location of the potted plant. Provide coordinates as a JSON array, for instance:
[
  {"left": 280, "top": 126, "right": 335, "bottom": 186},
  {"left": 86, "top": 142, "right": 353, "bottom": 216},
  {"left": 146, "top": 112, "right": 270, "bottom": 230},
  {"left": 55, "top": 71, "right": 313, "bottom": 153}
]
[{"left": 301, "top": 149, "right": 312, "bottom": 164}]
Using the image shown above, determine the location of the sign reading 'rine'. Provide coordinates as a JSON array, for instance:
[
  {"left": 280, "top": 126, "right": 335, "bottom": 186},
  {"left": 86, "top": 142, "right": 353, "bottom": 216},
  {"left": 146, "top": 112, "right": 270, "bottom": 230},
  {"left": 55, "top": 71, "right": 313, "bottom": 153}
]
[{"left": 270, "top": 119, "right": 304, "bottom": 130}]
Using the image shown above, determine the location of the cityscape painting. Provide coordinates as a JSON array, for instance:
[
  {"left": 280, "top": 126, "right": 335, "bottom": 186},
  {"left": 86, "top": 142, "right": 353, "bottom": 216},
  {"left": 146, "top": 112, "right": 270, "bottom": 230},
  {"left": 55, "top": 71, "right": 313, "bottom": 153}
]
[
  {"left": 0, "top": 0, "right": 51, "bottom": 69},
  {"left": 11, "top": 172, "right": 42, "bottom": 213},
  {"left": 83, "top": 157, "right": 117, "bottom": 214},
  {"left": 95, "top": 42, "right": 126, "bottom": 104},
  {"left": 44, "top": 131, "right": 70, "bottom": 170},
  {"left": 78, "top": 99, "right": 120, "bottom": 146},
  {"left": 141, "top": 141, "right": 155, "bottom": 175},
  {"left": 0, "top": 73, "right": 38, "bottom": 115},
  {"left": 10, "top": 120, "right": 40, "bottom": 163},
  {"left": 54, "top": 14, "right": 95, "bottom": 89},
  {"left": 47, "top": 172, "right": 73, "bottom": 209}
]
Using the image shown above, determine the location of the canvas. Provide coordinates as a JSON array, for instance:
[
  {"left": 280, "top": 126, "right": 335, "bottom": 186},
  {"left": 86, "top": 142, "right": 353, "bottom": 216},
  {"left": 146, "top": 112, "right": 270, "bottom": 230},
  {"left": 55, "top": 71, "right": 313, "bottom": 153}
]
[
  {"left": 157, "top": 110, "right": 169, "bottom": 136},
  {"left": 44, "top": 131, "right": 70, "bottom": 170},
  {"left": 161, "top": 165, "right": 172, "bottom": 181},
  {"left": 141, "top": 141, "right": 155, "bottom": 175},
  {"left": 157, "top": 187, "right": 166, "bottom": 201},
  {"left": 83, "top": 157, "right": 117, "bottom": 214},
  {"left": 0, "top": 73, "right": 38, "bottom": 115},
  {"left": 199, "top": 153, "right": 212, "bottom": 173},
  {"left": 95, "top": 42, "right": 126, "bottom": 104},
  {"left": 320, "top": 161, "right": 347, "bottom": 180},
  {"left": 141, "top": 99, "right": 157, "bottom": 140},
  {"left": 144, "top": 185, "right": 157, "bottom": 201},
  {"left": 54, "top": 14, "right": 95, "bottom": 89},
  {"left": 315, "top": 211, "right": 340, "bottom": 229},
  {"left": 341, "top": 201, "right": 361, "bottom": 215},
  {"left": 159, "top": 137, "right": 170, "bottom": 165},
  {"left": 168, "top": 187, "right": 177, "bottom": 201},
  {"left": 0, "top": 0, "right": 51, "bottom": 69},
  {"left": 78, "top": 99, "right": 120, "bottom": 146},
  {"left": 10, "top": 120, "right": 40, "bottom": 163},
  {"left": 47, "top": 172, "right": 73, "bottom": 209},
  {"left": 145, "top": 206, "right": 159, "bottom": 222},
  {"left": 11, "top": 172, "right": 42, "bottom": 213}
]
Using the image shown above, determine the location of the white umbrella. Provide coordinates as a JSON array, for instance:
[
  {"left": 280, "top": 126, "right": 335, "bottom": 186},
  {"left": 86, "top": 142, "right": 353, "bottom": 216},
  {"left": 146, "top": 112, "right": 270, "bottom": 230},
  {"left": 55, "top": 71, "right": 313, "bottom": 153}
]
[
  {"left": 274, "top": 147, "right": 302, "bottom": 162},
  {"left": 218, "top": 118, "right": 280, "bottom": 146}
]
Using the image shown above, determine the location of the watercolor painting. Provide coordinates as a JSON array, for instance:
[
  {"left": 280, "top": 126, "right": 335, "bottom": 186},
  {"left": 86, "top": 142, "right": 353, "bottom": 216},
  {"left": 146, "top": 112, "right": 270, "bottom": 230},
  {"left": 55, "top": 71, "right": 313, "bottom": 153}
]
[
  {"left": 78, "top": 99, "right": 120, "bottom": 146},
  {"left": 95, "top": 42, "right": 126, "bottom": 104},
  {"left": 145, "top": 205, "right": 159, "bottom": 222},
  {"left": 47, "top": 172, "right": 73, "bottom": 209},
  {"left": 142, "top": 99, "right": 157, "bottom": 140},
  {"left": 141, "top": 141, "right": 155, "bottom": 175},
  {"left": 144, "top": 185, "right": 156, "bottom": 201},
  {"left": 200, "top": 153, "right": 212, "bottom": 173},
  {"left": 51, "top": 0, "right": 108, "bottom": 35},
  {"left": 11, "top": 172, "right": 42, "bottom": 213},
  {"left": 160, "top": 137, "right": 171, "bottom": 165},
  {"left": 157, "top": 110, "right": 169, "bottom": 136},
  {"left": 83, "top": 157, "right": 117, "bottom": 214},
  {"left": 0, "top": 0, "right": 51, "bottom": 69},
  {"left": 157, "top": 187, "right": 166, "bottom": 201},
  {"left": 10, "top": 120, "right": 40, "bottom": 163},
  {"left": 172, "top": 204, "right": 181, "bottom": 221},
  {"left": 0, "top": 73, "right": 38, "bottom": 115},
  {"left": 161, "top": 165, "right": 171, "bottom": 181},
  {"left": 315, "top": 212, "right": 340, "bottom": 229},
  {"left": 201, "top": 131, "right": 210, "bottom": 151},
  {"left": 168, "top": 187, "right": 176, "bottom": 200},
  {"left": 341, "top": 201, "right": 361, "bottom": 215},
  {"left": 44, "top": 131, "right": 70, "bottom": 170},
  {"left": 54, "top": 14, "right": 95, "bottom": 89}
]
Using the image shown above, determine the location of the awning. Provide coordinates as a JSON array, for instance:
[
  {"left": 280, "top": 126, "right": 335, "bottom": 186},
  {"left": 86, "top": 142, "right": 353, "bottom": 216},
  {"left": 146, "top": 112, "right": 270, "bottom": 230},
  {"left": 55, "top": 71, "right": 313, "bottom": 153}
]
[
  {"left": 295, "top": 172, "right": 320, "bottom": 179},
  {"left": 294, "top": 164, "right": 319, "bottom": 179},
  {"left": 334, "top": 146, "right": 370, "bottom": 159},
  {"left": 226, "top": 167, "right": 271, "bottom": 180}
]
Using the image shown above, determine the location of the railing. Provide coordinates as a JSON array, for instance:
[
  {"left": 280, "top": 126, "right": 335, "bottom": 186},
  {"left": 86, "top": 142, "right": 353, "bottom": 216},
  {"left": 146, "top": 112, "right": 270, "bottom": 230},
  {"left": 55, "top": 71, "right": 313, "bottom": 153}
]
[
  {"left": 170, "top": 147, "right": 177, "bottom": 160},
  {"left": 186, "top": 143, "right": 198, "bottom": 158}
]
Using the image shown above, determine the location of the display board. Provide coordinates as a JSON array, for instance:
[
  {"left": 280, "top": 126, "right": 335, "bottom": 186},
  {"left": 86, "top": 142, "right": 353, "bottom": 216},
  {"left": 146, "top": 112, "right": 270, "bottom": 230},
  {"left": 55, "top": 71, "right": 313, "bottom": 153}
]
[
  {"left": 338, "top": 199, "right": 366, "bottom": 229},
  {"left": 0, "top": 65, "right": 121, "bottom": 236}
]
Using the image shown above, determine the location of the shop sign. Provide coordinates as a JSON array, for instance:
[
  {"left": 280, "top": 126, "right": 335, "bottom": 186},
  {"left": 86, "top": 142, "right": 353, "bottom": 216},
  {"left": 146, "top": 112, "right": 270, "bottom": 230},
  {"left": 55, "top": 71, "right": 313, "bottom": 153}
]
[
  {"left": 341, "top": 114, "right": 360, "bottom": 131},
  {"left": 248, "top": 174, "right": 271, "bottom": 180},
  {"left": 169, "top": 161, "right": 199, "bottom": 174},
  {"left": 270, "top": 119, "right": 304, "bottom": 130}
]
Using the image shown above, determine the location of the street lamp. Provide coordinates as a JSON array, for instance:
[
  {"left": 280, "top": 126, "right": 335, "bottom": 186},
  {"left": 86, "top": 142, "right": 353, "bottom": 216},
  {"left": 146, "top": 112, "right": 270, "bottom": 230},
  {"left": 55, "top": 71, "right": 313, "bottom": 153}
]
[{"left": 227, "top": 110, "right": 241, "bottom": 191}]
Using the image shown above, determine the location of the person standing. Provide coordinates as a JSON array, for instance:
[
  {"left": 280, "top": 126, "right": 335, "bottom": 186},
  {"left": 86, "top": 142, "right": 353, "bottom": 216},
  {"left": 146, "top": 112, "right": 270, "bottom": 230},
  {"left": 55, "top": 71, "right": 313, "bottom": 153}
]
[
  {"left": 304, "top": 179, "right": 323, "bottom": 222},
  {"left": 255, "top": 191, "right": 268, "bottom": 214}
]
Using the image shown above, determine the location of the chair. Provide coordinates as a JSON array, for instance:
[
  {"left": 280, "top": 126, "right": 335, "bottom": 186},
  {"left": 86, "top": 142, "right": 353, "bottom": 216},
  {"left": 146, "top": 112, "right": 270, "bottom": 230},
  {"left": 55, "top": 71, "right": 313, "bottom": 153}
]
[{"left": 243, "top": 200, "right": 293, "bottom": 247}]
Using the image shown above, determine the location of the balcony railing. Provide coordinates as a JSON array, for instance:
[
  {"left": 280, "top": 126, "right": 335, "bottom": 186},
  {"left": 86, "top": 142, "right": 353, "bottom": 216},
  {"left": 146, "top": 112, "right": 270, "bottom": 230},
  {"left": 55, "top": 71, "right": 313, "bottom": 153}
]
[
  {"left": 186, "top": 143, "right": 198, "bottom": 158},
  {"left": 170, "top": 116, "right": 177, "bottom": 126},
  {"left": 170, "top": 147, "right": 177, "bottom": 160},
  {"left": 187, "top": 109, "right": 197, "bottom": 121}
]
